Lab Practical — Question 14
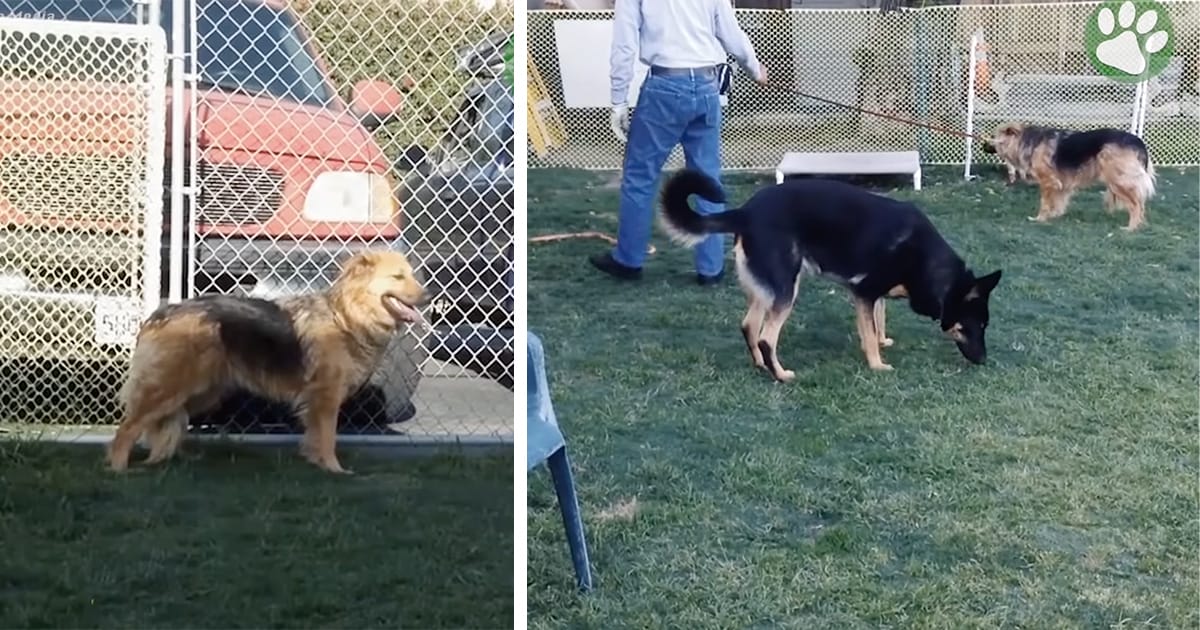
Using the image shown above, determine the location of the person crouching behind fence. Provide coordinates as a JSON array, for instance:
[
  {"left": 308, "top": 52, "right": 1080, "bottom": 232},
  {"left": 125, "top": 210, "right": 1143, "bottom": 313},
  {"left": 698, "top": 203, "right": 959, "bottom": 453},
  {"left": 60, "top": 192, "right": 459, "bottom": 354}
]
[{"left": 589, "top": 0, "right": 770, "bottom": 286}]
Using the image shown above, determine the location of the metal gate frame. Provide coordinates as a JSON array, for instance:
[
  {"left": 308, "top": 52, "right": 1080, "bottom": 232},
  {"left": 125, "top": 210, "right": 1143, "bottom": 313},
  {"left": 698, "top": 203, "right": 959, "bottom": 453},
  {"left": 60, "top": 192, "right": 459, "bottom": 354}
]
[{"left": 157, "top": 0, "right": 514, "bottom": 449}]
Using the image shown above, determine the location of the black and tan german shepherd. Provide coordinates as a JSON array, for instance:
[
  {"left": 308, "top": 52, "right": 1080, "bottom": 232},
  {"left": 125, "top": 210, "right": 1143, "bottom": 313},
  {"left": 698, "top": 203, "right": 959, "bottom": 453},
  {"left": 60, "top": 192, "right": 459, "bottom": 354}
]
[
  {"left": 980, "top": 123, "right": 1156, "bottom": 231},
  {"left": 660, "top": 169, "right": 1003, "bottom": 381}
]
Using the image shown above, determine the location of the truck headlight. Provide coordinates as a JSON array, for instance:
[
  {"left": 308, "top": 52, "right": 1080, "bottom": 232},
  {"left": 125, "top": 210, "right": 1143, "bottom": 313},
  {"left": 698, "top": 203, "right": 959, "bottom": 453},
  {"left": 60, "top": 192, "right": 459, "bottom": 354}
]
[{"left": 302, "top": 171, "right": 397, "bottom": 224}]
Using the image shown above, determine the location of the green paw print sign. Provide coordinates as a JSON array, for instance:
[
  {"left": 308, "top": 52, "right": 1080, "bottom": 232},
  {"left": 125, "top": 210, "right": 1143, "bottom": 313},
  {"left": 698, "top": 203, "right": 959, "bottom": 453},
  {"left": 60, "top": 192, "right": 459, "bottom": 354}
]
[{"left": 1085, "top": 0, "right": 1175, "bottom": 82}]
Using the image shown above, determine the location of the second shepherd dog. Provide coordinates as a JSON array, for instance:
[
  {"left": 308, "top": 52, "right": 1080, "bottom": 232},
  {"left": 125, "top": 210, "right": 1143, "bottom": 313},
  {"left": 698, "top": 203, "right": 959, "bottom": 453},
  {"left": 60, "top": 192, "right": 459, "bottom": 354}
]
[
  {"left": 105, "top": 250, "right": 428, "bottom": 474},
  {"left": 660, "top": 169, "right": 1003, "bottom": 381},
  {"left": 981, "top": 123, "right": 1156, "bottom": 231}
]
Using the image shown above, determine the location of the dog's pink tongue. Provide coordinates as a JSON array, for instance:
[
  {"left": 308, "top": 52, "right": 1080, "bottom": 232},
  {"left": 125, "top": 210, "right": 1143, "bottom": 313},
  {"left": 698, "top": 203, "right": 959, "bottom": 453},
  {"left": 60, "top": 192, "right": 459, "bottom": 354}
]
[{"left": 385, "top": 295, "right": 422, "bottom": 323}]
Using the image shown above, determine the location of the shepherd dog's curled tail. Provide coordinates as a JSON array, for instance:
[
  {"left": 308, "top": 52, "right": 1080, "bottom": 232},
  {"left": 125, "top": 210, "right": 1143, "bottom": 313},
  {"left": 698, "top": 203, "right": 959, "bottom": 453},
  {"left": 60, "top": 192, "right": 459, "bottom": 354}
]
[{"left": 659, "top": 169, "right": 748, "bottom": 247}]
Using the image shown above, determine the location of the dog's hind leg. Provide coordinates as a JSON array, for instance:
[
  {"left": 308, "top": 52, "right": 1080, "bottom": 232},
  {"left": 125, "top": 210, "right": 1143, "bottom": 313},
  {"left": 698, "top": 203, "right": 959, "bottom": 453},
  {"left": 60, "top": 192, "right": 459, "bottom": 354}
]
[
  {"left": 756, "top": 300, "right": 797, "bottom": 383},
  {"left": 741, "top": 298, "right": 768, "bottom": 369},
  {"left": 735, "top": 241, "right": 773, "bottom": 370},
  {"left": 1048, "top": 189, "right": 1074, "bottom": 218},
  {"left": 1113, "top": 185, "right": 1146, "bottom": 231},
  {"left": 854, "top": 298, "right": 892, "bottom": 371},
  {"left": 107, "top": 386, "right": 189, "bottom": 472},
  {"left": 141, "top": 388, "right": 224, "bottom": 465},
  {"left": 143, "top": 410, "right": 187, "bottom": 465},
  {"left": 1106, "top": 170, "right": 1149, "bottom": 231},
  {"left": 1102, "top": 190, "right": 1120, "bottom": 214},
  {"left": 872, "top": 299, "right": 894, "bottom": 347},
  {"left": 755, "top": 272, "right": 803, "bottom": 382}
]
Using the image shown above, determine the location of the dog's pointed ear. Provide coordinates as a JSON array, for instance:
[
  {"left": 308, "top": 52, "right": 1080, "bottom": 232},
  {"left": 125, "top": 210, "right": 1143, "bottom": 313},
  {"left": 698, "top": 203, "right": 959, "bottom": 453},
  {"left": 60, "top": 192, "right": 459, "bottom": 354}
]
[
  {"left": 965, "top": 269, "right": 1002, "bottom": 301},
  {"left": 336, "top": 251, "right": 380, "bottom": 280}
]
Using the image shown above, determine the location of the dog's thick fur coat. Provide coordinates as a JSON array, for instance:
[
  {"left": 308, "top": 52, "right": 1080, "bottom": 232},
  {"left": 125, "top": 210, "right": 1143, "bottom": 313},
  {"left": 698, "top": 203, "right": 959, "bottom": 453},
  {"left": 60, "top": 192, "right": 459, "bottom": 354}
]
[
  {"left": 660, "top": 169, "right": 1003, "bottom": 380},
  {"left": 105, "top": 250, "right": 428, "bottom": 474},
  {"left": 982, "top": 123, "right": 1156, "bottom": 231}
]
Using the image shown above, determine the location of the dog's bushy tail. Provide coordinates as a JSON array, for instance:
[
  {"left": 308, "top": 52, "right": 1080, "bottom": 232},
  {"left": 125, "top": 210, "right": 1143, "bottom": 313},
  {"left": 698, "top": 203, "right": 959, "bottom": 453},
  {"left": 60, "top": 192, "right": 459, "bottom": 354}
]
[
  {"left": 659, "top": 169, "right": 748, "bottom": 247},
  {"left": 1136, "top": 156, "right": 1157, "bottom": 201},
  {"left": 1126, "top": 136, "right": 1156, "bottom": 201}
]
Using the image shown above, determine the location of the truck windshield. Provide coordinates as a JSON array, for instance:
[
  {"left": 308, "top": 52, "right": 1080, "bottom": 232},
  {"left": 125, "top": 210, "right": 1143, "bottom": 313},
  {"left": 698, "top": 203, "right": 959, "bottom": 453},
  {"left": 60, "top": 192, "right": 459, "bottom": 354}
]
[{"left": 0, "top": 0, "right": 338, "bottom": 108}]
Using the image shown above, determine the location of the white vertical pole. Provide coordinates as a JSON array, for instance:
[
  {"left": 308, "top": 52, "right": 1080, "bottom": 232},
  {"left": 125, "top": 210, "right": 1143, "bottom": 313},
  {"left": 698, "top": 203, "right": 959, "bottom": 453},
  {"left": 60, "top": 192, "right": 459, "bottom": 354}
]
[
  {"left": 1129, "top": 80, "right": 1139, "bottom": 134},
  {"left": 143, "top": 26, "right": 167, "bottom": 320},
  {"left": 186, "top": 0, "right": 199, "bottom": 299},
  {"left": 964, "top": 30, "right": 979, "bottom": 181},
  {"left": 168, "top": 0, "right": 185, "bottom": 304},
  {"left": 1136, "top": 80, "right": 1149, "bottom": 137},
  {"left": 145, "top": 0, "right": 158, "bottom": 29}
]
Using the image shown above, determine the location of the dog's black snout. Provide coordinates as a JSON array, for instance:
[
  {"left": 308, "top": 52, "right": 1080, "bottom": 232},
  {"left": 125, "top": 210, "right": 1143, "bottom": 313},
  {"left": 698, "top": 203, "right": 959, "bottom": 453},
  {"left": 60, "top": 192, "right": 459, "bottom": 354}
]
[
  {"left": 963, "top": 346, "right": 987, "bottom": 365},
  {"left": 980, "top": 141, "right": 996, "bottom": 154}
]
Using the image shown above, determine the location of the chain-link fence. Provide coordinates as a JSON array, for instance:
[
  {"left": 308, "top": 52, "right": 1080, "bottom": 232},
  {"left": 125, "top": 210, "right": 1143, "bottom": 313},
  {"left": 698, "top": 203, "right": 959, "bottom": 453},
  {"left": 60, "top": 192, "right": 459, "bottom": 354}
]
[
  {"left": 0, "top": 14, "right": 167, "bottom": 434},
  {"left": 0, "top": 0, "right": 515, "bottom": 446},
  {"left": 528, "top": 0, "right": 1199, "bottom": 171}
]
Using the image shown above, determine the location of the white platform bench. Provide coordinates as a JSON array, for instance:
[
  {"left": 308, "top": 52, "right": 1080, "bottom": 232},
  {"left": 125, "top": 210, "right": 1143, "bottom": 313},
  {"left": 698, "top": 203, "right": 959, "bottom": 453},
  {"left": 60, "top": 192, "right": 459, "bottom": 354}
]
[{"left": 775, "top": 150, "right": 923, "bottom": 191}]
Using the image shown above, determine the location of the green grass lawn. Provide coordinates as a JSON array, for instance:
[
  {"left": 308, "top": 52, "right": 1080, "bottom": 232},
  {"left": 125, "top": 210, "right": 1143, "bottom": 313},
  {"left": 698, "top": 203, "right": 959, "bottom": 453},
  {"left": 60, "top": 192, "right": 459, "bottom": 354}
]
[
  {"left": 0, "top": 442, "right": 513, "bottom": 629},
  {"left": 526, "top": 165, "right": 1199, "bottom": 628}
]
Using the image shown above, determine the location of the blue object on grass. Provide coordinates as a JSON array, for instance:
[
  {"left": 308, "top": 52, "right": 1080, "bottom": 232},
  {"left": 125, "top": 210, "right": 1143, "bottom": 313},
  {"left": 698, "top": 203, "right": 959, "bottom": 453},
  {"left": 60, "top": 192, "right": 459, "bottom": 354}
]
[{"left": 527, "top": 331, "right": 593, "bottom": 592}]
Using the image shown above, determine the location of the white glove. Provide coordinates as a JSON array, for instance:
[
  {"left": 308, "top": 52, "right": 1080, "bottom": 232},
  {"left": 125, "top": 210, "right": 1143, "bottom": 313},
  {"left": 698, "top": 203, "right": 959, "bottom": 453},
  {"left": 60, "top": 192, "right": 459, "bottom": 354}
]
[
  {"left": 610, "top": 104, "right": 630, "bottom": 143},
  {"left": 754, "top": 63, "right": 769, "bottom": 85}
]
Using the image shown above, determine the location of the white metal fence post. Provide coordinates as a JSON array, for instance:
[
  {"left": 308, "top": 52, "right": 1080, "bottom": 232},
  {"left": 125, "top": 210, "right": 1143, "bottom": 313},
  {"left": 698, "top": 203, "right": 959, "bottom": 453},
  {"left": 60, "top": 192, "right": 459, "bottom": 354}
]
[
  {"left": 168, "top": 0, "right": 186, "bottom": 304},
  {"left": 964, "top": 29, "right": 979, "bottom": 181}
]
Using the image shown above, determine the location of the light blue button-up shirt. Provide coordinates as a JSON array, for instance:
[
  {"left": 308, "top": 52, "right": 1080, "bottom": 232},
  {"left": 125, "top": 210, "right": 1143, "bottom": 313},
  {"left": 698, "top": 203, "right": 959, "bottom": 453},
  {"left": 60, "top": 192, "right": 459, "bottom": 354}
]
[{"left": 609, "top": 0, "right": 764, "bottom": 106}]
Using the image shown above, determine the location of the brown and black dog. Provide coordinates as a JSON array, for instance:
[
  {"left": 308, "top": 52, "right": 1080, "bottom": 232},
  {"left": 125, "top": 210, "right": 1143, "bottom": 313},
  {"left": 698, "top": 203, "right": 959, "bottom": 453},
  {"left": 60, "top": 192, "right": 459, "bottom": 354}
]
[
  {"left": 982, "top": 123, "right": 1157, "bottom": 231},
  {"left": 105, "top": 250, "right": 428, "bottom": 474}
]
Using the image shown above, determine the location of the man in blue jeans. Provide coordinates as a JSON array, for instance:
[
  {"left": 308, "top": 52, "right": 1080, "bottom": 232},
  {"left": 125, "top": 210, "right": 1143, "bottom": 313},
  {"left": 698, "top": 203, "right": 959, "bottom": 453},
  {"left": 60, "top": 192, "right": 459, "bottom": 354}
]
[{"left": 590, "top": 0, "right": 769, "bottom": 285}]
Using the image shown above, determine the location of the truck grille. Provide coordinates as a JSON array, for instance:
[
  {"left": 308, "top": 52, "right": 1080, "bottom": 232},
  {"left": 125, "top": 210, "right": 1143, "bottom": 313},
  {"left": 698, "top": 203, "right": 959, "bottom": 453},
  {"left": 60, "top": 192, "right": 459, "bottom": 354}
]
[
  {"left": 0, "top": 153, "right": 141, "bottom": 224},
  {"left": 196, "top": 162, "right": 283, "bottom": 226}
]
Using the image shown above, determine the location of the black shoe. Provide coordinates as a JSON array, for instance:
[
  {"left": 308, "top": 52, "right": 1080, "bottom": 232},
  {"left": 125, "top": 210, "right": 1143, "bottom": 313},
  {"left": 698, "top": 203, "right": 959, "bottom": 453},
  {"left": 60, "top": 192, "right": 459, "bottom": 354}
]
[
  {"left": 589, "top": 253, "right": 642, "bottom": 280},
  {"left": 696, "top": 271, "right": 724, "bottom": 286}
]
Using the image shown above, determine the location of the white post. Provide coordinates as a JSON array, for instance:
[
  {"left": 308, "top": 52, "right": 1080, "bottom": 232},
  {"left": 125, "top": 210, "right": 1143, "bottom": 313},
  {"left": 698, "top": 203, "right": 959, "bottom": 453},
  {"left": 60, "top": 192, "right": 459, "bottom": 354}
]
[
  {"left": 963, "top": 30, "right": 979, "bottom": 181},
  {"left": 167, "top": 0, "right": 185, "bottom": 304},
  {"left": 144, "top": 0, "right": 158, "bottom": 29},
  {"left": 1136, "top": 80, "right": 1149, "bottom": 137},
  {"left": 143, "top": 25, "right": 167, "bottom": 320},
  {"left": 185, "top": 0, "right": 199, "bottom": 299},
  {"left": 1129, "top": 80, "right": 1142, "bottom": 135}
]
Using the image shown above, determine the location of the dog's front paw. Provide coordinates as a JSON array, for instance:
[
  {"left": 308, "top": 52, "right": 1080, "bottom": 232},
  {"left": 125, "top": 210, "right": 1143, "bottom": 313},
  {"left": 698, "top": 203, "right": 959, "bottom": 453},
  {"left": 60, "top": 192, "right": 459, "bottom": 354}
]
[
  {"left": 879, "top": 337, "right": 895, "bottom": 348},
  {"left": 105, "top": 450, "right": 129, "bottom": 473},
  {"left": 774, "top": 369, "right": 796, "bottom": 382},
  {"left": 868, "top": 361, "right": 894, "bottom": 371},
  {"left": 1028, "top": 215, "right": 1051, "bottom": 223}
]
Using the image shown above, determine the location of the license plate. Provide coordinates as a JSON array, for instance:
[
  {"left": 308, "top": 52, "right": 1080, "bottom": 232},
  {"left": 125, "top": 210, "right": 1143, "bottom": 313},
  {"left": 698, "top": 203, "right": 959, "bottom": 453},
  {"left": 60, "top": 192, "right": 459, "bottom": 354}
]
[{"left": 93, "top": 296, "right": 144, "bottom": 346}]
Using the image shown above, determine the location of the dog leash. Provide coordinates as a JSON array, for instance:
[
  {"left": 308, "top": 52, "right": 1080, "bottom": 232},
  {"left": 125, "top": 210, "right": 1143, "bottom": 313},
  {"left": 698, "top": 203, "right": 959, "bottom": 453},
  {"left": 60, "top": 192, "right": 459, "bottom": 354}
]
[
  {"left": 761, "top": 81, "right": 985, "bottom": 141},
  {"left": 530, "top": 231, "right": 657, "bottom": 255},
  {"left": 533, "top": 83, "right": 984, "bottom": 252}
]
